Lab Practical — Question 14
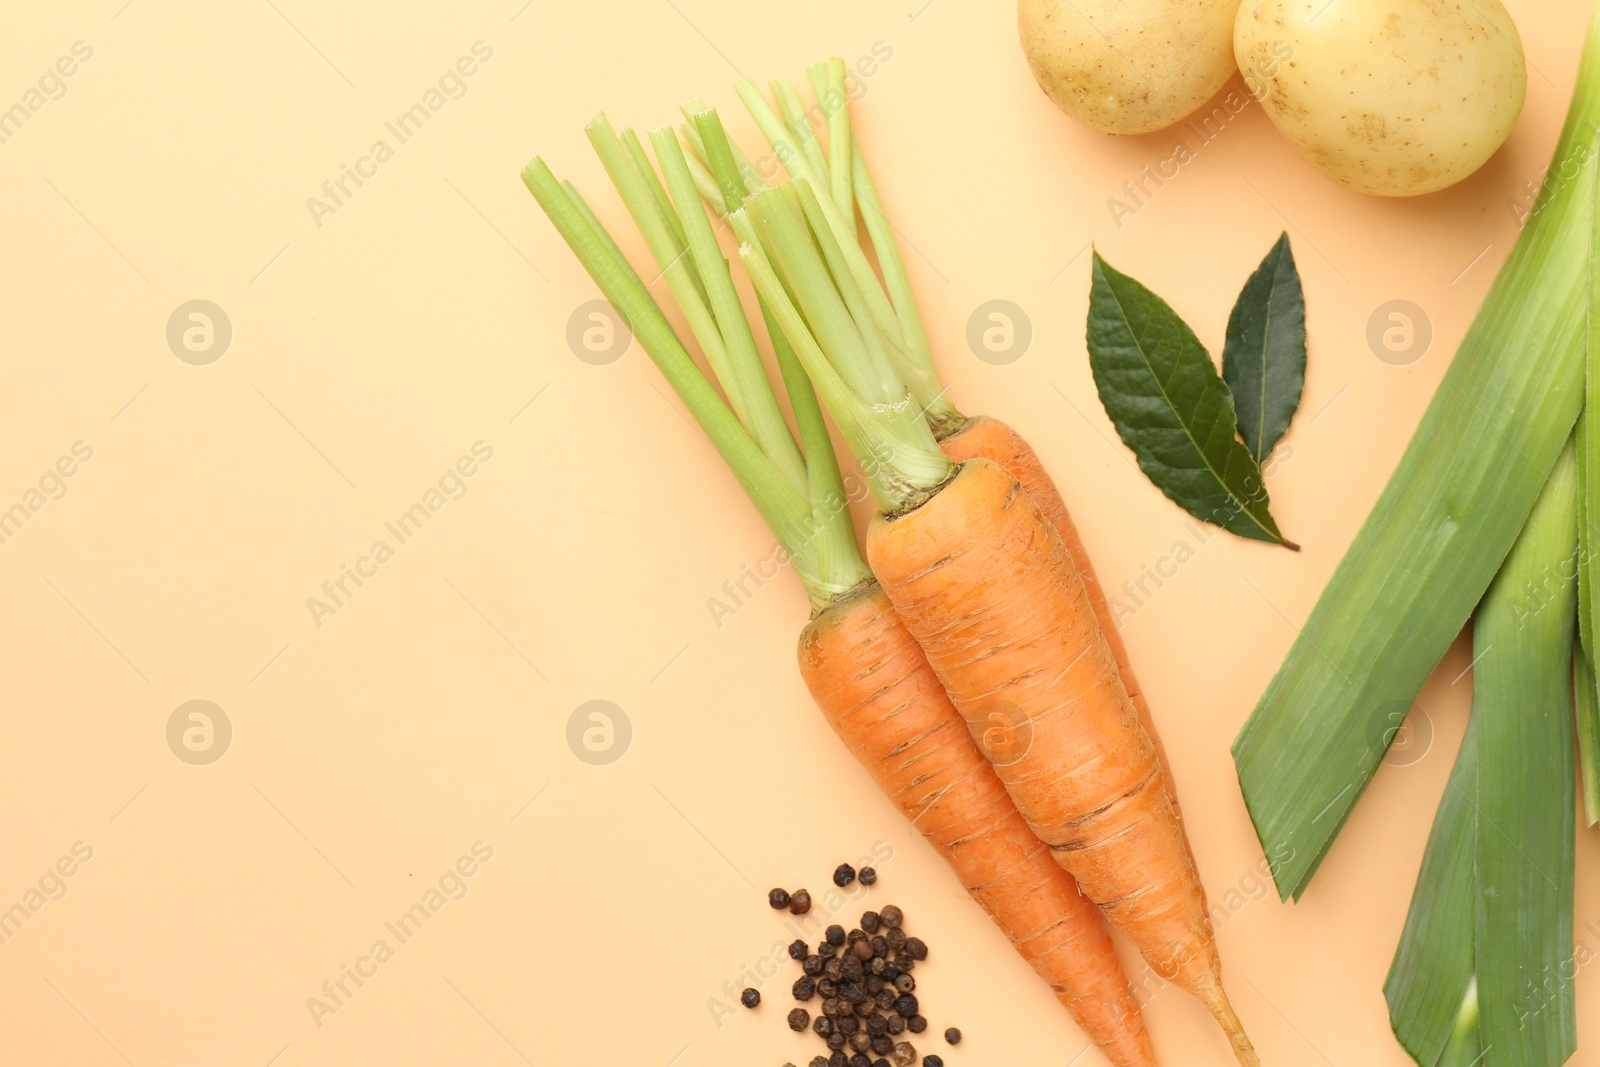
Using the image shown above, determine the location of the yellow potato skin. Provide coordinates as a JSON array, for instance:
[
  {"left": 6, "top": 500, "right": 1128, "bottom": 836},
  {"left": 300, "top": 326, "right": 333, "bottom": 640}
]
[
  {"left": 1236, "top": 0, "right": 1527, "bottom": 196},
  {"left": 1018, "top": 0, "right": 1239, "bottom": 135}
]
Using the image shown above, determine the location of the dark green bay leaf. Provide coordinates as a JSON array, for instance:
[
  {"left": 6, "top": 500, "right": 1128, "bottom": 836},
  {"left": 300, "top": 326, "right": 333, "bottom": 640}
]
[
  {"left": 1222, "top": 232, "right": 1306, "bottom": 464},
  {"left": 1087, "top": 252, "right": 1293, "bottom": 547}
]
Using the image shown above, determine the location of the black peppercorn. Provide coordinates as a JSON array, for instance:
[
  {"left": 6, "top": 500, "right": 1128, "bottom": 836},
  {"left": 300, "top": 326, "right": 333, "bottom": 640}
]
[
  {"left": 848, "top": 1056, "right": 870, "bottom": 1067},
  {"left": 817, "top": 978, "right": 837, "bottom": 999},
  {"left": 769, "top": 888, "right": 791, "bottom": 910},
  {"left": 854, "top": 998, "right": 874, "bottom": 1018},
  {"left": 903, "top": 937, "right": 927, "bottom": 961},
  {"left": 891, "top": 1042, "right": 916, "bottom": 1067},
  {"left": 860, "top": 911, "right": 881, "bottom": 933},
  {"left": 923, "top": 1057, "right": 943, "bottom": 1067},
  {"left": 868, "top": 1034, "right": 892, "bottom": 1055},
  {"left": 828, "top": 1031, "right": 847, "bottom": 1051},
  {"left": 840, "top": 981, "right": 866, "bottom": 1005},
  {"left": 847, "top": 928, "right": 868, "bottom": 944},
  {"left": 864, "top": 974, "right": 883, "bottom": 994},
  {"left": 814, "top": 1016, "right": 834, "bottom": 1037},
  {"left": 852, "top": 939, "right": 875, "bottom": 961},
  {"left": 788, "top": 1007, "right": 810, "bottom": 1032},
  {"left": 887, "top": 1014, "right": 906, "bottom": 1036},
  {"left": 866, "top": 1013, "right": 889, "bottom": 1035},
  {"left": 804, "top": 955, "right": 826, "bottom": 978},
  {"left": 823, "top": 958, "right": 844, "bottom": 981},
  {"left": 944, "top": 1027, "right": 961, "bottom": 1045},
  {"left": 826, "top": 924, "right": 846, "bottom": 946},
  {"left": 793, "top": 976, "right": 815, "bottom": 1001},
  {"left": 850, "top": 1033, "right": 871, "bottom": 1054},
  {"left": 894, "top": 974, "right": 915, "bottom": 994},
  {"left": 906, "top": 1015, "right": 927, "bottom": 1035},
  {"left": 788, "top": 939, "right": 809, "bottom": 961},
  {"left": 894, "top": 994, "right": 918, "bottom": 1018},
  {"left": 878, "top": 905, "right": 903, "bottom": 928},
  {"left": 873, "top": 1060, "right": 890, "bottom": 1067},
  {"left": 833, "top": 863, "right": 857, "bottom": 887},
  {"left": 837, "top": 1014, "right": 860, "bottom": 1036},
  {"left": 790, "top": 889, "right": 812, "bottom": 915},
  {"left": 880, "top": 962, "right": 898, "bottom": 980},
  {"left": 829, "top": 1051, "right": 847, "bottom": 1067},
  {"left": 843, "top": 958, "right": 866, "bottom": 984},
  {"left": 810, "top": 1058, "right": 829, "bottom": 1067},
  {"left": 874, "top": 988, "right": 896, "bottom": 1011},
  {"left": 894, "top": 955, "right": 914, "bottom": 973},
  {"left": 741, "top": 987, "right": 760, "bottom": 1008},
  {"left": 870, "top": 935, "right": 889, "bottom": 958},
  {"left": 858, "top": 866, "right": 877, "bottom": 885},
  {"left": 885, "top": 928, "right": 907, "bottom": 951}
]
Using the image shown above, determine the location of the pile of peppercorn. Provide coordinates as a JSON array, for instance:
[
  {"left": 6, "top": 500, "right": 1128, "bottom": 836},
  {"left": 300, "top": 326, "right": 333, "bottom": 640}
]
[{"left": 752, "top": 864, "right": 963, "bottom": 1067}]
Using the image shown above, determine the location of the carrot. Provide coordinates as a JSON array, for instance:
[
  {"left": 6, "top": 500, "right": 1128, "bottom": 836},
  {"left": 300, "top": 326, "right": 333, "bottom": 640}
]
[
  {"left": 865, "top": 458, "right": 1255, "bottom": 1066},
  {"left": 801, "top": 582, "right": 1156, "bottom": 1067},
  {"left": 522, "top": 132, "right": 1160, "bottom": 1067},
  {"left": 722, "top": 153, "right": 1253, "bottom": 1062},
  {"left": 938, "top": 415, "right": 1184, "bottom": 821}
]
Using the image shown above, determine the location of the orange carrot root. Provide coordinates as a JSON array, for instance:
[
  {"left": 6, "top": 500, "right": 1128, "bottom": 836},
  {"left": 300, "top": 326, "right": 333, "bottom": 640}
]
[
  {"left": 866, "top": 458, "right": 1252, "bottom": 1058},
  {"left": 937, "top": 414, "right": 1184, "bottom": 818},
  {"left": 799, "top": 581, "right": 1157, "bottom": 1067}
]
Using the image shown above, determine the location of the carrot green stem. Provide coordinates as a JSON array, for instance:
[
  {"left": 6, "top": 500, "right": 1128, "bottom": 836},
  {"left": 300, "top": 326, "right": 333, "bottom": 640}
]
[
  {"left": 651, "top": 125, "right": 808, "bottom": 492},
  {"left": 735, "top": 79, "right": 907, "bottom": 354},
  {"left": 524, "top": 157, "right": 865, "bottom": 605},
  {"left": 734, "top": 188, "right": 954, "bottom": 512},
  {"left": 807, "top": 59, "right": 853, "bottom": 217},
  {"left": 850, "top": 141, "right": 961, "bottom": 429}
]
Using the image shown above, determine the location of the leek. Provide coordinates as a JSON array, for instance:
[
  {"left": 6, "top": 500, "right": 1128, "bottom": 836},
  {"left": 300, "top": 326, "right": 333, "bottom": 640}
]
[{"left": 1233, "top": 1, "right": 1600, "bottom": 899}]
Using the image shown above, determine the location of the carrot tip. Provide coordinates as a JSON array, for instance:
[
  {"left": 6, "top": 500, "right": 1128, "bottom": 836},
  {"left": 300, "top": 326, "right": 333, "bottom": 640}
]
[{"left": 1202, "top": 985, "right": 1261, "bottom": 1067}]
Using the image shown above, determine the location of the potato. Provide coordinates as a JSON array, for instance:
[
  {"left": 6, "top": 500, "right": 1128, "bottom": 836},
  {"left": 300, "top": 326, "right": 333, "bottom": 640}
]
[
  {"left": 1018, "top": 0, "right": 1238, "bottom": 135},
  {"left": 1236, "top": 0, "right": 1527, "bottom": 196}
]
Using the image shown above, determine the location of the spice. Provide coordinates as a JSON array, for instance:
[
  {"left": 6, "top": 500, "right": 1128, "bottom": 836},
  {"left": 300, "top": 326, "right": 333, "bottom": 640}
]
[
  {"left": 811, "top": 1058, "right": 829, "bottom": 1067},
  {"left": 894, "top": 974, "right": 915, "bottom": 994},
  {"left": 852, "top": 939, "right": 875, "bottom": 961},
  {"left": 879, "top": 905, "right": 903, "bottom": 929},
  {"left": 829, "top": 1054, "right": 846, "bottom": 1067},
  {"left": 885, "top": 928, "right": 907, "bottom": 952},
  {"left": 858, "top": 866, "right": 877, "bottom": 885},
  {"left": 837, "top": 1014, "right": 860, "bottom": 1036},
  {"left": 867, "top": 1014, "right": 888, "bottom": 1036},
  {"left": 826, "top": 924, "right": 846, "bottom": 946},
  {"left": 834, "top": 863, "right": 857, "bottom": 887},
  {"left": 814, "top": 1016, "right": 834, "bottom": 1037},
  {"left": 903, "top": 937, "right": 927, "bottom": 961},
  {"left": 804, "top": 955, "right": 826, "bottom": 978},
  {"left": 793, "top": 976, "right": 816, "bottom": 1001},
  {"left": 789, "top": 1008, "right": 811, "bottom": 1032},
  {"left": 923, "top": 1057, "right": 944, "bottom": 1067},
  {"left": 789, "top": 889, "right": 813, "bottom": 915},
  {"left": 861, "top": 910, "right": 881, "bottom": 933},
  {"left": 944, "top": 1027, "right": 961, "bottom": 1045},
  {"left": 817, "top": 978, "right": 838, "bottom": 998},
  {"left": 870, "top": 935, "right": 889, "bottom": 958},
  {"left": 871, "top": 1034, "right": 893, "bottom": 1055},
  {"left": 769, "top": 888, "right": 792, "bottom": 910},
  {"left": 789, "top": 939, "right": 809, "bottom": 961},
  {"left": 891, "top": 1041, "right": 916, "bottom": 1067},
  {"left": 887, "top": 1015, "right": 906, "bottom": 1036},
  {"left": 906, "top": 1015, "right": 927, "bottom": 1035},
  {"left": 823, "top": 958, "right": 844, "bottom": 981},
  {"left": 827, "top": 1032, "right": 847, "bottom": 1051},
  {"left": 741, "top": 987, "right": 761, "bottom": 1008},
  {"left": 850, "top": 1033, "right": 871, "bottom": 1053}
]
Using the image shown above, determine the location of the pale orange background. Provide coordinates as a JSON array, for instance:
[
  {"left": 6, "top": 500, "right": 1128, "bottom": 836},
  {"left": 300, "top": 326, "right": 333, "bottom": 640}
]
[{"left": 1, "top": 1, "right": 1595, "bottom": 1065}]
